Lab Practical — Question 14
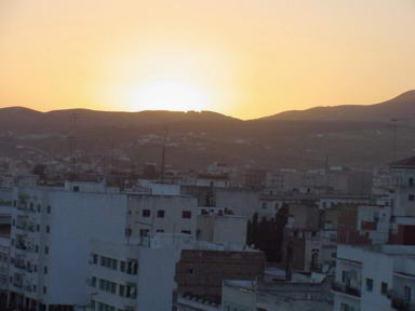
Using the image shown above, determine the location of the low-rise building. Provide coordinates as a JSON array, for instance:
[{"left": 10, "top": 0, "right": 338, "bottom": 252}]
[{"left": 222, "top": 269, "right": 333, "bottom": 311}]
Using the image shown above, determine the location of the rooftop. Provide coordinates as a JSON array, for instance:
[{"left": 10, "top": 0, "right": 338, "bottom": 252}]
[{"left": 390, "top": 156, "right": 415, "bottom": 169}]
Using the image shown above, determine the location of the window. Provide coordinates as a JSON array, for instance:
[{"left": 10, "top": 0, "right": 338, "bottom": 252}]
[
  {"left": 44, "top": 266, "right": 48, "bottom": 274},
  {"left": 340, "top": 303, "right": 354, "bottom": 311},
  {"left": 93, "top": 254, "right": 98, "bottom": 264},
  {"left": 46, "top": 225, "right": 50, "bottom": 233},
  {"left": 100, "top": 256, "right": 118, "bottom": 270},
  {"left": 142, "top": 209, "right": 151, "bottom": 217},
  {"left": 91, "top": 277, "right": 97, "bottom": 287},
  {"left": 182, "top": 210, "right": 192, "bottom": 219},
  {"left": 156, "top": 229, "right": 164, "bottom": 233},
  {"left": 127, "top": 260, "right": 138, "bottom": 275},
  {"left": 120, "top": 261, "right": 126, "bottom": 272},
  {"left": 157, "top": 210, "right": 165, "bottom": 218},
  {"left": 181, "top": 230, "right": 191, "bottom": 235},
  {"left": 381, "top": 282, "right": 388, "bottom": 295},
  {"left": 45, "top": 246, "right": 49, "bottom": 255},
  {"left": 43, "top": 286, "right": 47, "bottom": 294},
  {"left": 119, "top": 284, "right": 125, "bottom": 297},
  {"left": 37, "top": 204, "right": 41, "bottom": 212},
  {"left": 98, "top": 279, "right": 117, "bottom": 295},
  {"left": 405, "top": 285, "right": 412, "bottom": 301},
  {"left": 126, "top": 284, "right": 137, "bottom": 299},
  {"left": 366, "top": 278, "right": 373, "bottom": 292},
  {"left": 139, "top": 229, "right": 149, "bottom": 238},
  {"left": 410, "top": 178, "right": 414, "bottom": 187},
  {"left": 409, "top": 194, "right": 415, "bottom": 202},
  {"left": 47, "top": 205, "right": 51, "bottom": 214}
]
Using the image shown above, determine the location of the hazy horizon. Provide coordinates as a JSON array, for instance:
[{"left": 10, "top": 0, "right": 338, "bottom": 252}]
[
  {"left": 1, "top": 88, "right": 414, "bottom": 121},
  {"left": 1, "top": 0, "right": 415, "bottom": 119}
]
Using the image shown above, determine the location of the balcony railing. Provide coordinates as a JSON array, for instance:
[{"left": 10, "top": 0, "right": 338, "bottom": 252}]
[
  {"left": 15, "top": 242, "right": 28, "bottom": 251},
  {"left": 332, "top": 282, "right": 361, "bottom": 298},
  {"left": 16, "top": 223, "right": 36, "bottom": 232},
  {"left": 391, "top": 296, "right": 415, "bottom": 310}
]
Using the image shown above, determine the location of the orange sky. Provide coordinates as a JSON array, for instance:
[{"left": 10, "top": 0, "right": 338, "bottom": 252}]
[{"left": 1, "top": 0, "right": 414, "bottom": 119}]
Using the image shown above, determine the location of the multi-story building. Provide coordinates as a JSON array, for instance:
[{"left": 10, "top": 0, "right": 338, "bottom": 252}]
[
  {"left": 8, "top": 182, "right": 128, "bottom": 311},
  {"left": 88, "top": 234, "right": 264, "bottom": 311},
  {"left": 6, "top": 180, "right": 199, "bottom": 310},
  {"left": 126, "top": 194, "right": 198, "bottom": 239},
  {"left": 333, "top": 244, "right": 415, "bottom": 311},
  {"left": 0, "top": 233, "right": 10, "bottom": 308},
  {"left": 88, "top": 235, "right": 186, "bottom": 311},
  {"left": 0, "top": 197, "right": 12, "bottom": 308}
]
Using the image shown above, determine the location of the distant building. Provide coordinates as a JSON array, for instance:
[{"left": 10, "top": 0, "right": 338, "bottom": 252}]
[{"left": 196, "top": 214, "right": 248, "bottom": 247}]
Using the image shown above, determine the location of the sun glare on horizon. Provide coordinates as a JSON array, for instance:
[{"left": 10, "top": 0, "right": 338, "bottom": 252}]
[{"left": 126, "top": 79, "right": 211, "bottom": 112}]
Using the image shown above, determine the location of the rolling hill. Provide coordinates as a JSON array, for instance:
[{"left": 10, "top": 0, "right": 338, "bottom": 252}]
[
  {"left": 263, "top": 90, "right": 415, "bottom": 122},
  {"left": 0, "top": 90, "right": 414, "bottom": 170}
]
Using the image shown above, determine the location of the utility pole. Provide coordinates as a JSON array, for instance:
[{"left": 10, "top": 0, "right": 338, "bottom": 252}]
[
  {"left": 69, "top": 111, "right": 79, "bottom": 179},
  {"left": 391, "top": 118, "right": 400, "bottom": 161},
  {"left": 160, "top": 127, "right": 168, "bottom": 184}
]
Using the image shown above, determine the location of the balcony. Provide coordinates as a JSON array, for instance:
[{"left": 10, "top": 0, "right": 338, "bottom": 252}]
[
  {"left": 15, "top": 242, "right": 28, "bottom": 251},
  {"left": 332, "top": 282, "right": 361, "bottom": 298},
  {"left": 391, "top": 295, "right": 415, "bottom": 310},
  {"left": 14, "top": 259, "right": 26, "bottom": 271},
  {"left": 16, "top": 222, "right": 36, "bottom": 232}
]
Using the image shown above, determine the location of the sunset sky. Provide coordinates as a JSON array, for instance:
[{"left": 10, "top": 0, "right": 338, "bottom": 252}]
[{"left": 1, "top": 0, "right": 414, "bottom": 119}]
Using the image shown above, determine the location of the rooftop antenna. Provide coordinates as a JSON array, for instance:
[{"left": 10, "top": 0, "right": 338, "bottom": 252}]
[
  {"left": 324, "top": 154, "right": 329, "bottom": 193},
  {"left": 69, "top": 111, "right": 79, "bottom": 179},
  {"left": 160, "top": 126, "right": 168, "bottom": 184},
  {"left": 391, "top": 118, "right": 400, "bottom": 161},
  {"left": 108, "top": 125, "right": 115, "bottom": 178}
]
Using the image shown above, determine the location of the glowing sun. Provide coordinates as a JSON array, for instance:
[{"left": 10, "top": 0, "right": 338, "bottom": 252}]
[{"left": 128, "top": 79, "right": 211, "bottom": 112}]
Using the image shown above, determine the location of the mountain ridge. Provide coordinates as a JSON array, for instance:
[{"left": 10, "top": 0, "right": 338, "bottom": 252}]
[
  {"left": 1, "top": 91, "right": 415, "bottom": 170},
  {"left": 262, "top": 90, "right": 415, "bottom": 122},
  {"left": 1, "top": 90, "right": 415, "bottom": 123}
]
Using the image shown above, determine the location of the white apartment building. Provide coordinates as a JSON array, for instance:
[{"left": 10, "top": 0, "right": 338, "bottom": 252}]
[
  {"left": 88, "top": 236, "right": 186, "bottom": 311},
  {"left": 371, "top": 156, "right": 415, "bottom": 244},
  {"left": 8, "top": 183, "right": 128, "bottom": 311},
  {"left": 88, "top": 233, "right": 259, "bottom": 311},
  {"left": 126, "top": 194, "right": 198, "bottom": 240},
  {"left": 7, "top": 181, "right": 199, "bottom": 310},
  {"left": 333, "top": 244, "right": 415, "bottom": 311},
  {"left": 0, "top": 233, "right": 10, "bottom": 307}
]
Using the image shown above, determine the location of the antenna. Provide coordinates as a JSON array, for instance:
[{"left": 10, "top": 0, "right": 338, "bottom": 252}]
[
  {"left": 69, "top": 111, "right": 79, "bottom": 178},
  {"left": 160, "top": 126, "right": 168, "bottom": 184},
  {"left": 324, "top": 154, "right": 329, "bottom": 192},
  {"left": 391, "top": 118, "right": 400, "bottom": 161}
]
